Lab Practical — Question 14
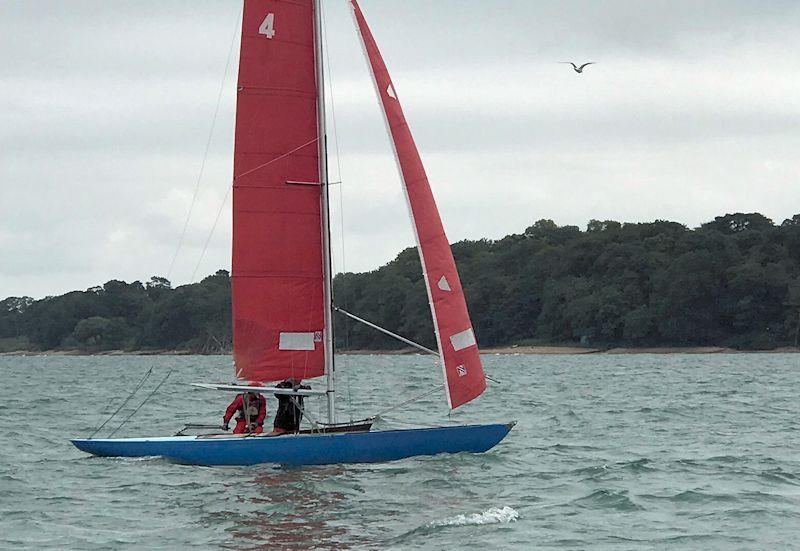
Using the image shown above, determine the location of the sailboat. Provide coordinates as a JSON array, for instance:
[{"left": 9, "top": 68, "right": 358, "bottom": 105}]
[{"left": 71, "top": 0, "right": 514, "bottom": 466}]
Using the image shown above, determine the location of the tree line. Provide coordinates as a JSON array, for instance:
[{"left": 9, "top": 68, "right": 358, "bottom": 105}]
[
  {"left": 0, "top": 272, "right": 231, "bottom": 353},
  {"left": 2, "top": 213, "right": 799, "bottom": 353}
]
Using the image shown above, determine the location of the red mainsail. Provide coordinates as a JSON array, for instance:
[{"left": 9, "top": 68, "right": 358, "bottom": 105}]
[
  {"left": 351, "top": 0, "right": 487, "bottom": 408},
  {"left": 232, "top": 0, "right": 325, "bottom": 383}
]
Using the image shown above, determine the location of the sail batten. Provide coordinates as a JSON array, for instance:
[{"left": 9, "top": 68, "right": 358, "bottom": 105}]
[
  {"left": 232, "top": 0, "right": 326, "bottom": 384},
  {"left": 350, "top": 0, "right": 487, "bottom": 409}
]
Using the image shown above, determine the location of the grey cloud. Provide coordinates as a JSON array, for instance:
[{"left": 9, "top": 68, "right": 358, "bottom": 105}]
[
  {"left": 325, "top": 0, "right": 800, "bottom": 71},
  {"left": 1, "top": 0, "right": 799, "bottom": 298}
]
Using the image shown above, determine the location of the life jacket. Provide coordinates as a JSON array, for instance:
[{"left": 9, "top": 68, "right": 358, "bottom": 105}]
[
  {"left": 273, "top": 380, "right": 310, "bottom": 431},
  {"left": 237, "top": 394, "right": 263, "bottom": 422}
]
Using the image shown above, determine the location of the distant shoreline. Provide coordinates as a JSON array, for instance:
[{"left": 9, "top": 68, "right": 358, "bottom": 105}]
[{"left": 2, "top": 345, "right": 799, "bottom": 357}]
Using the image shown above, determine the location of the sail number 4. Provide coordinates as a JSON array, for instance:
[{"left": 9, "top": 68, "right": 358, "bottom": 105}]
[{"left": 258, "top": 13, "right": 275, "bottom": 39}]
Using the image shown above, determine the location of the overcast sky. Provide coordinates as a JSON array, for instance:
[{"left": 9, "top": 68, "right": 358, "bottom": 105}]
[{"left": 2, "top": 0, "right": 799, "bottom": 299}]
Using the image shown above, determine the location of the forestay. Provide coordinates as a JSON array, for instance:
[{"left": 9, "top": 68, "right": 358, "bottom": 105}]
[{"left": 350, "top": 0, "right": 487, "bottom": 408}]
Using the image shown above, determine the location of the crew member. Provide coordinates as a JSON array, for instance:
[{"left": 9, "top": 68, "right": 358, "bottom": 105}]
[
  {"left": 270, "top": 378, "right": 310, "bottom": 435},
  {"left": 222, "top": 391, "right": 266, "bottom": 434}
]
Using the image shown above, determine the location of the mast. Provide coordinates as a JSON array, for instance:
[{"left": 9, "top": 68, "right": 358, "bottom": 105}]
[{"left": 313, "top": 0, "right": 336, "bottom": 424}]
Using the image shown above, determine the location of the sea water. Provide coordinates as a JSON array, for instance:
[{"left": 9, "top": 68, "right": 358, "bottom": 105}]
[{"left": 1, "top": 353, "right": 798, "bottom": 550}]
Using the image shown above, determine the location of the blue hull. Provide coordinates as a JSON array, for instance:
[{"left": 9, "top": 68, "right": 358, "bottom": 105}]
[{"left": 71, "top": 423, "right": 514, "bottom": 466}]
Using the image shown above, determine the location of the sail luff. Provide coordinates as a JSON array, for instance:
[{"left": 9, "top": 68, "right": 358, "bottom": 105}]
[
  {"left": 312, "top": 0, "right": 336, "bottom": 424},
  {"left": 349, "top": 0, "right": 487, "bottom": 409}
]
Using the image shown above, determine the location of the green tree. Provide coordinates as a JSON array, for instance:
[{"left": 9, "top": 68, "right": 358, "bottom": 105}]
[
  {"left": 70, "top": 316, "right": 132, "bottom": 350},
  {"left": 4, "top": 212, "right": 800, "bottom": 353},
  {"left": 702, "top": 212, "right": 774, "bottom": 234}
]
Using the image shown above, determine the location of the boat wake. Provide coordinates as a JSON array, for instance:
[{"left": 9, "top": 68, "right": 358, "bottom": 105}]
[{"left": 108, "top": 455, "right": 164, "bottom": 463}]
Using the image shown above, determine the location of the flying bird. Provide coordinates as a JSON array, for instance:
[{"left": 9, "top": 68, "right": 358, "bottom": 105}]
[{"left": 560, "top": 62, "right": 595, "bottom": 73}]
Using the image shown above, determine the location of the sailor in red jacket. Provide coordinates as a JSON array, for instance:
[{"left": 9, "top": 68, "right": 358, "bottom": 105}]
[{"left": 222, "top": 392, "right": 266, "bottom": 434}]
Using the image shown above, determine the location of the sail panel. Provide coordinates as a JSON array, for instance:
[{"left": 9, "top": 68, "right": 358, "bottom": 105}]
[
  {"left": 232, "top": 0, "right": 325, "bottom": 383},
  {"left": 350, "top": 0, "right": 487, "bottom": 408}
]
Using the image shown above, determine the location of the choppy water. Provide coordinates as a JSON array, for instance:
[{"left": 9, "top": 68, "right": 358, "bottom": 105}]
[{"left": 1, "top": 353, "right": 799, "bottom": 550}]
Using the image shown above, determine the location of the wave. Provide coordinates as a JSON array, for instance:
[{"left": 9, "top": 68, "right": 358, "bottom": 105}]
[
  {"left": 569, "top": 458, "right": 655, "bottom": 479},
  {"left": 569, "top": 464, "right": 608, "bottom": 477},
  {"left": 573, "top": 489, "right": 644, "bottom": 511},
  {"left": 760, "top": 469, "right": 800, "bottom": 486},
  {"left": 537, "top": 443, "right": 600, "bottom": 452},
  {"left": 427, "top": 506, "right": 520, "bottom": 528},
  {"left": 609, "top": 533, "right": 729, "bottom": 545},
  {"left": 618, "top": 457, "right": 656, "bottom": 472},
  {"left": 640, "top": 490, "right": 738, "bottom": 504},
  {"left": 705, "top": 454, "right": 747, "bottom": 463},
  {"left": 392, "top": 506, "right": 519, "bottom": 545}
]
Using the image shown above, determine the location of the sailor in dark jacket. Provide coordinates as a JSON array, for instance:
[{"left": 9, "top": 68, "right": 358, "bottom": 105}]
[{"left": 270, "top": 378, "right": 310, "bottom": 435}]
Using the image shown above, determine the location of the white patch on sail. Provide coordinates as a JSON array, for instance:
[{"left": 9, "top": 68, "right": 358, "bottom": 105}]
[
  {"left": 278, "top": 332, "right": 315, "bottom": 351},
  {"left": 386, "top": 83, "right": 397, "bottom": 99},
  {"left": 450, "top": 328, "right": 476, "bottom": 351},
  {"left": 437, "top": 276, "right": 451, "bottom": 291}
]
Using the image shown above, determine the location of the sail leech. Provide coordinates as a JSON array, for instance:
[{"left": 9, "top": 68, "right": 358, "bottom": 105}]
[{"left": 350, "top": 0, "right": 487, "bottom": 409}]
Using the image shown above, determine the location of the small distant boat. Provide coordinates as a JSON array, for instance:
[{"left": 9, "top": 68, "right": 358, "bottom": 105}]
[{"left": 72, "top": 0, "right": 513, "bottom": 466}]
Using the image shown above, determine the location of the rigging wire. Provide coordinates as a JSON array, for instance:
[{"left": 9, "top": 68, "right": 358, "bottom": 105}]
[
  {"left": 167, "top": 6, "right": 241, "bottom": 281},
  {"left": 374, "top": 383, "right": 444, "bottom": 417},
  {"left": 96, "top": 9, "right": 241, "bottom": 437},
  {"left": 376, "top": 416, "right": 449, "bottom": 430},
  {"left": 88, "top": 367, "right": 153, "bottom": 438},
  {"left": 189, "top": 137, "right": 319, "bottom": 282},
  {"left": 108, "top": 366, "right": 176, "bottom": 438},
  {"left": 190, "top": 186, "right": 231, "bottom": 283},
  {"left": 321, "top": 1, "right": 348, "bottom": 272},
  {"left": 320, "top": 0, "right": 354, "bottom": 420}
]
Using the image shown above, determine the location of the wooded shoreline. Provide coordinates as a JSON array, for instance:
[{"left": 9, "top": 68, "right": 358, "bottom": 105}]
[
  {"left": 3, "top": 345, "right": 798, "bottom": 357},
  {"left": 3, "top": 213, "right": 800, "bottom": 355}
]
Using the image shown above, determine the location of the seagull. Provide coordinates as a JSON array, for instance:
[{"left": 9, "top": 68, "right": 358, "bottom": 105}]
[{"left": 560, "top": 61, "right": 595, "bottom": 73}]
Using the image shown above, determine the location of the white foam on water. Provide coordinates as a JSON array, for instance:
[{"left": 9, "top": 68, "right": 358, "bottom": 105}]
[
  {"left": 428, "top": 506, "right": 519, "bottom": 528},
  {"left": 111, "top": 455, "right": 162, "bottom": 462}
]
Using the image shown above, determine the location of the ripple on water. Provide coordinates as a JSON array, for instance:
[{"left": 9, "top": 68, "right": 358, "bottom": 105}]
[
  {"left": 616, "top": 457, "right": 656, "bottom": 472},
  {"left": 759, "top": 469, "right": 800, "bottom": 486},
  {"left": 640, "top": 489, "right": 740, "bottom": 504},
  {"left": 705, "top": 454, "right": 748, "bottom": 463},
  {"left": 3, "top": 354, "right": 800, "bottom": 549},
  {"left": 569, "top": 464, "right": 609, "bottom": 477},
  {"left": 538, "top": 443, "right": 600, "bottom": 453},
  {"left": 572, "top": 489, "right": 645, "bottom": 512}
]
